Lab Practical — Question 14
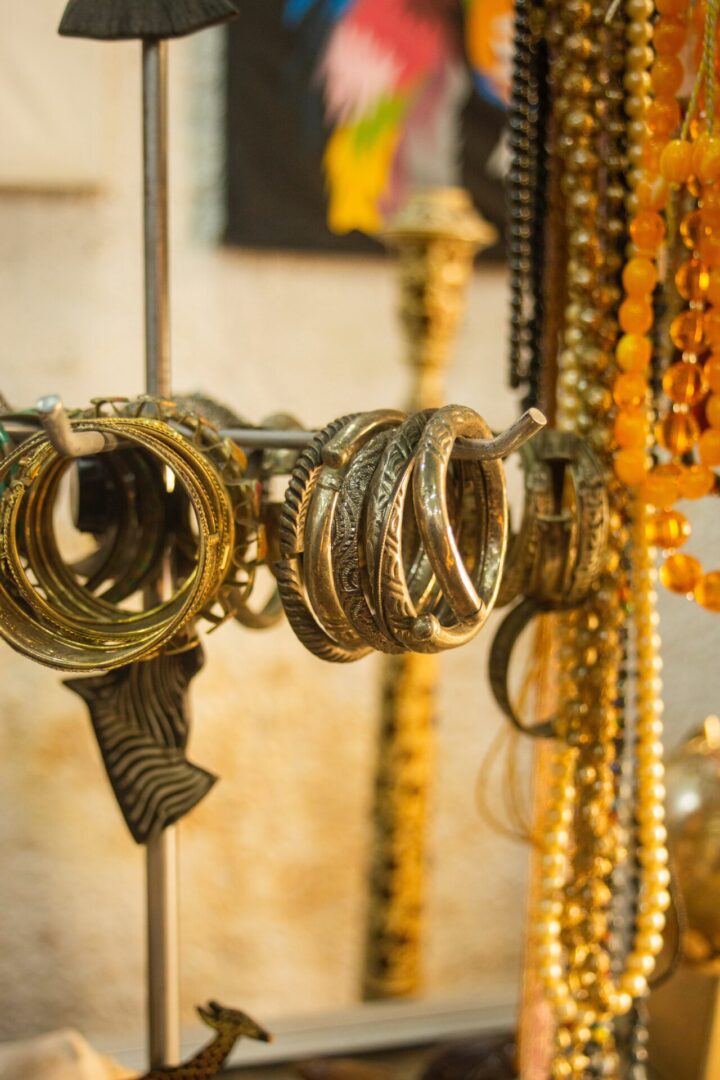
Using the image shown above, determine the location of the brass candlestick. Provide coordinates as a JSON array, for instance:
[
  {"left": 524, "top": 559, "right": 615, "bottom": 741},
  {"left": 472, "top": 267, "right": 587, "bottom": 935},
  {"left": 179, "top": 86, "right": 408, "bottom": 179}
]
[
  {"left": 384, "top": 188, "right": 496, "bottom": 411},
  {"left": 361, "top": 188, "right": 495, "bottom": 1000}
]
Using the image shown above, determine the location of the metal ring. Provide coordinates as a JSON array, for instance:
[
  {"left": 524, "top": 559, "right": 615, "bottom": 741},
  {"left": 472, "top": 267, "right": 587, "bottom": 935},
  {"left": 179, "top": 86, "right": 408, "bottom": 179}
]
[
  {"left": 365, "top": 410, "right": 495, "bottom": 652},
  {"left": 496, "top": 429, "right": 609, "bottom": 609},
  {"left": 304, "top": 410, "right": 405, "bottom": 648},
  {"left": 488, "top": 597, "right": 557, "bottom": 739},
  {"left": 411, "top": 404, "right": 507, "bottom": 635},
  {"left": 0, "top": 417, "right": 234, "bottom": 671},
  {"left": 332, "top": 429, "right": 406, "bottom": 654},
  {"left": 274, "top": 414, "right": 371, "bottom": 662}
]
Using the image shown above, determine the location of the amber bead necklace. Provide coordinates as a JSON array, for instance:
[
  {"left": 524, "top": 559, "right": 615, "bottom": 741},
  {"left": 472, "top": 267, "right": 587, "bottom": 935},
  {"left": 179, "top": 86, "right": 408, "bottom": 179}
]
[{"left": 613, "top": 0, "right": 720, "bottom": 612}]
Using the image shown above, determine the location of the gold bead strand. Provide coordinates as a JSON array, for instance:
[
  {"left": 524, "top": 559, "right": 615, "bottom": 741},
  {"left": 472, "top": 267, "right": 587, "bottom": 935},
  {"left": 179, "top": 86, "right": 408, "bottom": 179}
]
[
  {"left": 605, "top": 0, "right": 670, "bottom": 1049},
  {"left": 620, "top": 507, "right": 671, "bottom": 1004},
  {"left": 626, "top": 0, "right": 670, "bottom": 974},
  {"left": 540, "top": 0, "right": 635, "bottom": 1073}
]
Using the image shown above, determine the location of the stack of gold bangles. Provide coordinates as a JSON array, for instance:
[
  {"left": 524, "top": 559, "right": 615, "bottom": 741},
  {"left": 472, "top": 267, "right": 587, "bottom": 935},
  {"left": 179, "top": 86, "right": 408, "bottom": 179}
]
[
  {"left": 0, "top": 396, "right": 257, "bottom": 671},
  {"left": 274, "top": 405, "right": 508, "bottom": 660}
]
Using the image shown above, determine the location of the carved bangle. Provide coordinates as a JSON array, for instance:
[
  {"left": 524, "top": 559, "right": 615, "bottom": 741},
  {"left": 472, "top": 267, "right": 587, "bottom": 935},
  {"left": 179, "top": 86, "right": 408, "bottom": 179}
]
[
  {"left": 231, "top": 408, "right": 306, "bottom": 632},
  {"left": 274, "top": 414, "right": 373, "bottom": 662},
  {"left": 364, "top": 410, "right": 494, "bottom": 652},
  {"left": 304, "top": 410, "right": 405, "bottom": 648},
  {"left": 331, "top": 428, "right": 407, "bottom": 654},
  {"left": 495, "top": 452, "right": 555, "bottom": 608}
]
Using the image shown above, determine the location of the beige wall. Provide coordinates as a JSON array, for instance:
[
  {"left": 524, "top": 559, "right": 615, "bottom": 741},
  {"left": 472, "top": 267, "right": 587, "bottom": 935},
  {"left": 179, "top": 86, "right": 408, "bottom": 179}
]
[{"left": 0, "top": 3, "right": 716, "bottom": 1054}]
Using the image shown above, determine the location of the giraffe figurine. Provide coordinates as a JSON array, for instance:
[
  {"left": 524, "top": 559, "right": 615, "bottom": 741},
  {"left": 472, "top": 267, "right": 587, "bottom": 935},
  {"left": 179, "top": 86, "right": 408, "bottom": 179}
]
[{"left": 139, "top": 1002, "right": 272, "bottom": 1080}]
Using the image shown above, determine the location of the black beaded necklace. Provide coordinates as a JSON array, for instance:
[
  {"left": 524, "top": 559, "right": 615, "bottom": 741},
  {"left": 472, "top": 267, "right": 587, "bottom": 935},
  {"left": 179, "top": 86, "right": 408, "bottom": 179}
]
[{"left": 507, "top": 0, "right": 549, "bottom": 410}]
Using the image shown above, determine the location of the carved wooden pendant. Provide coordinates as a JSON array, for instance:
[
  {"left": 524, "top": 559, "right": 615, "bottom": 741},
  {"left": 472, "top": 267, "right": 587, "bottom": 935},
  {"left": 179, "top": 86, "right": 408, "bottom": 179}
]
[{"left": 64, "top": 643, "right": 216, "bottom": 844}]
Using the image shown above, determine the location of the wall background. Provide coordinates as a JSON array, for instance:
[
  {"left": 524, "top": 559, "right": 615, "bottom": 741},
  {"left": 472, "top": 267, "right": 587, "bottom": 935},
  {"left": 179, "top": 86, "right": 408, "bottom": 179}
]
[{"left": 0, "top": 0, "right": 716, "bottom": 1054}]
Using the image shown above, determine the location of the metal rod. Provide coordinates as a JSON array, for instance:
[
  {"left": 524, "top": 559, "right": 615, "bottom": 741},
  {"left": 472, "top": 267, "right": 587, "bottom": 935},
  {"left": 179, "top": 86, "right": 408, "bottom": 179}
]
[
  {"left": 146, "top": 824, "right": 180, "bottom": 1070},
  {"left": 142, "top": 37, "right": 180, "bottom": 1071},
  {"left": 3, "top": 409, "right": 548, "bottom": 461},
  {"left": 143, "top": 38, "right": 171, "bottom": 400},
  {"left": 452, "top": 407, "right": 547, "bottom": 460},
  {"left": 221, "top": 427, "right": 316, "bottom": 450},
  {"left": 36, "top": 395, "right": 119, "bottom": 457},
  {"left": 221, "top": 408, "right": 546, "bottom": 459}
]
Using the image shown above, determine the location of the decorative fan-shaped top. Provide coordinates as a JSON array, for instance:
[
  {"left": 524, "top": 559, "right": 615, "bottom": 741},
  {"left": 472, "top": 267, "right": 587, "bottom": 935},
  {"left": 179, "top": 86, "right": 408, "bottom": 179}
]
[{"left": 59, "top": 0, "right": 240, "bottom": 40}]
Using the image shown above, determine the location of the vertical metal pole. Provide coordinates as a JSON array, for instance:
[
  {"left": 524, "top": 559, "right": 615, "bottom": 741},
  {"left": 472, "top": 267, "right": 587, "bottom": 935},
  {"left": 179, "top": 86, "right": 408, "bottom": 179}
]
[
  {"left": 143, "top": 39, "right": 171, "bottom": 400},
  {"left": 142, "top": 37, "right": 180, "bottom": 1069},
  {"left": 147, "top": 827, "right": 180, "bottom": 1068}
]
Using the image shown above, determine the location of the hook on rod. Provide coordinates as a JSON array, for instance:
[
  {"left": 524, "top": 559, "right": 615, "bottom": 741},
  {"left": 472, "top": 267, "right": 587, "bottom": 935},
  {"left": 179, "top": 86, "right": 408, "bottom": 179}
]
[
  {"left": 36, "top": 395, "right": 118, "bottom": 458},
  {"left": 454, "top": 407, "right": 547, "bottom": 461}
]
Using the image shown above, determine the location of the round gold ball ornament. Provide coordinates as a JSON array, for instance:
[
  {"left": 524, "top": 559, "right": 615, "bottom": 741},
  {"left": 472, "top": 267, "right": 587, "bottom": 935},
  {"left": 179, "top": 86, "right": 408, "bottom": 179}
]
[{"left": 666, "top": 715, "right": 720, "bottom": 971}]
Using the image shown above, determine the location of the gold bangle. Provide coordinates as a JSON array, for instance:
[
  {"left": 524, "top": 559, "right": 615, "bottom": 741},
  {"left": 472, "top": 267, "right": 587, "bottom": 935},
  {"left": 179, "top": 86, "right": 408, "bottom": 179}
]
[
  {"left": 274, "top": 415, "right": 372, "bottom": 662},
  {"left": 361, "top": 411, "right": 490, "bottom": 652},
  {"left": 70, "top": 449, "right": 169, "bottom": 602},
  {"left": 8, "top": 427, "right": 216, "bottom": 630},
  {"left": 412, "top": 404, "right": 507, "bottom": 628},
  {"left": 22, "top": 420, "right": 226, "bottom": 624},
  {"left": 330, "top": 428, "right": 407, "bottom": 654},
  {"left": 0, "top": 408, "right": 245, "bottom": 670},
  {"left": 90, "top": 396, "right": 258, "bottom": 629},
  {"left": 304, "top": 410, "right": 405, "bottom": 647},
  {"left": 123, "top": 397, "right": 256, "bottom": 625}
]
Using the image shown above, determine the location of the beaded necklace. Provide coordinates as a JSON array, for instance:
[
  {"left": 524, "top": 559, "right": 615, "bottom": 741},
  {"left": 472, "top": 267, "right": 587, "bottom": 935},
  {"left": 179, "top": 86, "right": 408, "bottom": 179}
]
[
  {"left": 535, "top": 1, "right": 670, "bottom": 1075},
  {"left": 508, "top": 0, "right": 551, "bottom": 410},
  {"left": 613, "top": 0, "right": 720, "bottom": 611}
]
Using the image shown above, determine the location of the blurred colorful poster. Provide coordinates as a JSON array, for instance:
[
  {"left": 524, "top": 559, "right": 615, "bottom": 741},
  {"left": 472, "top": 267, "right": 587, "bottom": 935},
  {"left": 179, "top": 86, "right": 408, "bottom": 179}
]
[{"left": 225, "top": 0, "right": 511, "bottom": 256}]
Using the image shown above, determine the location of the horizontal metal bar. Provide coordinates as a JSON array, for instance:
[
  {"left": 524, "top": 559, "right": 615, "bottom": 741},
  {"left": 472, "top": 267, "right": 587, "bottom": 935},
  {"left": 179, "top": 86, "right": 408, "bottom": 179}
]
[
  {"left": 222, "top": 426, "right": 314, "bottom": 450},
  {"left": 223, "top": 407, "right": 546, "bottom": 460},
  {"left": 2, "top": 408, "right": 546, "bottom": 462}
]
